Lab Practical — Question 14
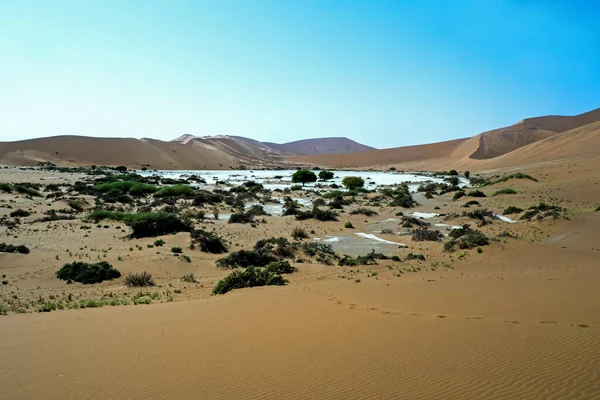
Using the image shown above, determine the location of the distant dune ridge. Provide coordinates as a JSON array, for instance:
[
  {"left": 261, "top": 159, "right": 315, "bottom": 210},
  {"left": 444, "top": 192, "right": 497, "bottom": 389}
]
[
  {"left": 0, "top": 107, "right": 599, "bottom": 170},
  {"left": 262, "top": 137, "right": 376, "bottom": 155}
]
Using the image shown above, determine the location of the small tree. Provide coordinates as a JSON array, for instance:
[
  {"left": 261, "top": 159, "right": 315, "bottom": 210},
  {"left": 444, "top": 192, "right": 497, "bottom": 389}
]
[
  {"left": 292, "top": 170, "right": 317, "bottom": 186},
  {"left": 342, "top": 176, "right": 365, "bottom": 190},
  {"left": 464, "top": 171, "right": 470, "bottom": 179},
  {"left": 318, "top": 170, "right": 334, "bottom": 181}
]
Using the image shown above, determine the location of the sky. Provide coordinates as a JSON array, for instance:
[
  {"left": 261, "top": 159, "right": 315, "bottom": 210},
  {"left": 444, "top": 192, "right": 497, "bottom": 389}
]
[{"left": 0, "top": 0, "right": 599, "bottom": 148}]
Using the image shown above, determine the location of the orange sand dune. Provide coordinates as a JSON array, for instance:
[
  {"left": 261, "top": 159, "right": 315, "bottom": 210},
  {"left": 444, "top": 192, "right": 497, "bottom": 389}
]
[{"left": 0, "top": 135, "right": 240, "bottom": 170}]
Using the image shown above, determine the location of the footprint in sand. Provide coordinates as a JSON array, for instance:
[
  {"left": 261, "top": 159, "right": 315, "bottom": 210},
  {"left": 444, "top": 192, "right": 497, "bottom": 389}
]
[
  {"left": 466, "top": 316, "right": 483, "bottom": 320},
  {"left": 437, "top": 315, "right": 447, "bottom": 319},
  {"left": 540, "top": 321, "right": 558, "bottom": 324},
  {"left": 578, "top": 324, "right": 590, "bottom": 328},
  {"left": 366, "top": 307, "right": 379, "bottom": 311}
]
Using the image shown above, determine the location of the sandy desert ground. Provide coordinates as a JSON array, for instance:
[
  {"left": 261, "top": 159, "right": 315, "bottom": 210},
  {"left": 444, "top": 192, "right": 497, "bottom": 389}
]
[{"left": 1, "top": 147, "right": 600, "bottom": 399}]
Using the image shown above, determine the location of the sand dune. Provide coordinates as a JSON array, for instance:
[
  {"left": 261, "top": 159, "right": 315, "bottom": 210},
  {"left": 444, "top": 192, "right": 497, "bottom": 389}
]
[
  {"left": 0, "top": 135, "right": 241, "bottom": 170},
  {"left": 264, "top": 137, "right": 376, "bottom": 155}
]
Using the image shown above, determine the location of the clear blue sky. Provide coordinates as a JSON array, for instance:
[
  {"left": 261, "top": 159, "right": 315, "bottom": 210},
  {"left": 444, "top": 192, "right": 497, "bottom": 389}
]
[{"left": 1, "top": 0, "right": 598, "bottom": 148}]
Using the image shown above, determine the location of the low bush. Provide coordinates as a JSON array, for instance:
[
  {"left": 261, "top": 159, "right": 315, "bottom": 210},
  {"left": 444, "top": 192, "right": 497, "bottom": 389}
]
[
  {"left": 264, "top": 260, "right": 296, "bottom": 274},
  {"left": 350, "top": 207, "right": 378, "bottom": 217},
  {"left": 216, "top": 248, "right": 278, "bottom": 269},
  {"left": 0, "top": 243, "right": 30, "bottom": 254},
  {"left": 291, "top": 227, "right": 309, "bottom": 240},
  {"left": 295, "top": 208, "right": 338, "bottom": 222},
  {"left": 344, "top": 221, "right": 354, "bottom": 229},
  {"left": 213, "top": 266, "right": 287, "bottom": 295},
  {"left": 520, "top": 202, "right": 565, "bottom": 220},
  {"left": 93, "top": 181, "right": 158, "bottom": 196},
  {"left": 445, "top": 225, "right": 489, "bottom": 251},
  {"left": 503, "top": 206, "right": 523, "bottom": 215},
  {"left": 301, "top": 242, "right": 336, "bottom": 257},
  {"left": 171, "top": 247, "right": 183, "bottom": 254},
  {"left": 0, "top": 183, "right": 12, "bottom": 193},
  {"left": 405, "top": 253, "right": 426, "bottom": 261},
  {"left": 124, "top": 271, "right": 155, "bottom": 287},
  {"left": 400, "top": 216, "right": 430, "bottom": 228},
  {"left": 482, "top": 173, "right": 538, "bottom": 186},
  {"left": 493, "top": 188, "right": 517, "bottom": 196},
  {"left": 411, "top": 228, "right": 443, "bottom": 242},
  {"left": 389, "top": 193, "right": 415, "bottom": 208},
  {"left": 153, "top": 184, "right": 196, "bottom": 198},
  {"left": 9, "top": 209, "right": 30, "bottom": 218},
  {"left": 14, "top": 185, "right": 42, "bottom": 197},
  {"left": 154, "top": 239, "right": 165, "bottom": 247},
  {"left": 56, "top": 261, "right": 121, "bottom": 284},
  {"left": 338, "top": 250, "right": 389, "bottom": 266},
  {"left": 190, "top": 229, "right": 228, "bottom": 253},
  {"left": 246, "top": 204, "right": 269, "bottom": 217},
  {"left": 229, "top": 211, "right": 255, "bottom": 224},
  {"left": 462, "top": 200, "right": 480, "bottom": 207},
  {"left": 453, "top": 191, "right": 466, "bottom": 201},
  {"left": 467, "top": 190, "right": 487, "bottom": 198},
  {"left": 181, "top": 273, "right": 197, "bottom": 283},
  {"left": 88, "top": 210, "right": 190, "bottom": 238},
  {"left": 254, "top": 237, "right": 298, "bottom": 259}
]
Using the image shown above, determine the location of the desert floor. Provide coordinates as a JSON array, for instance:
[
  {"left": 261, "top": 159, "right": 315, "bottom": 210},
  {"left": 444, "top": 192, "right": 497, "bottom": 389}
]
[{"left": 1, "top": 159, "right": 599, "bottom": 399}]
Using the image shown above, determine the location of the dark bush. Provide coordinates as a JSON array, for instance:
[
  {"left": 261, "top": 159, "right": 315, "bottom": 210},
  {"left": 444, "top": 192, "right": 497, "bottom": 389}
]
[
  {"left": 14, "top": 185, "right": 42, "bottom": 197},
  {"left": 228, "top": 211, "right": 255, "bottom": 224},
  {"left": 401, "top": 216, "right": 430, "bottom": 228},
  {"left": 301, "top": 242, "right": 336, "bottom": 257},
  {"left": 338, "top": 250, "right": 389, "bottom": 266},
  {"left": 453, "top": 191, "right": 466, "bottom": 201},
  {"left": 296, "top": 208, "right": 338, "bottom": 222},
  {"left": 171, "top": 247, "right": 183, "bottom": 254},
  {"left": 503, "top": 206, "right": 523, "bottom": 215},
  {"left": 216, "top": 248, "right": 278, "bottom": 269},
  {"left": 246, "top": 204, "right": 269, "bottom": 217},
  {"left": 264, "top": 260, "right": 296, "bottom": 274},
  {"left": 445, "top": 225, "right": 489, "bottom": 251},
  {"left": 88, "top": 210, "right": 190, "bottom": 238},
  {"left": 254, "top": 237, "right": 297, "bottom": 258},
  {"left": 467, "top": 190, "right": 487, "bottom": 198},
  {"left": 462, "top": 200, "right": 480, "bottom": 207},
  {"left": 213, "top": 267, "right": 287, "bottom": 295},
  {"left": 411, "top": 228, "right": 443, "bottom": 242},
  {"left": 520, "top": 202, "right": 565, "bottom": 220},
  {"left": 318, "top": 170, "right": 334, "bottom": 181},
  {"left": 154, "top": 184, "right": 196, "bottom": 198},
  {"left": 10, "top": 209, "right": 30, "bottom": 218},
  {"left": 389, "top": 193, "right": 415, "bottom": 208},
  {"left": 0, "top": 243, "right": 30, "bottom": 254},
  {"left": 56, "top": 261, "right": 121, "bottom": 284},
  {"left": 124, "top": 271, "right": 155, "bottom": 287},
  {"left": 405, "top": 253, "right": 426, "bottom": 261},
  {"left": 191, "top": 229, "right": 228, "bottom": 253},
  {"left": 350, "top": 207, "right": 378, "bottom": 216},
  {"left": 291, "top": 227, "right": 309, "bottom": 240}
]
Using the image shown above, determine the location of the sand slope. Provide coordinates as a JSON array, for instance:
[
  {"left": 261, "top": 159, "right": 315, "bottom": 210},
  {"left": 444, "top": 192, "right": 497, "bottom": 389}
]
[
  {"left": 263, "top": 137, "right": 376, "bottom": 155},
  {"left": 0, "top": 135, "right": 241, "bottom": 170}
]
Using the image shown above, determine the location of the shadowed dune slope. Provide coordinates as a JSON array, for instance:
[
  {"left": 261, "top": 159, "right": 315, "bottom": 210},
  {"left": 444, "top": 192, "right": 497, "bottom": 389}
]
[{"left": 0, "top": 136, "right": 240, "bottom": 170}]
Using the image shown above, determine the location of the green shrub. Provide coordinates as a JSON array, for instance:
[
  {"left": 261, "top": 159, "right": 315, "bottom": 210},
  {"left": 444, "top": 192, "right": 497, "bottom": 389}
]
[
  {"left": 0, "top": 183, "right": 13, "bottom": 193},
  {"left": 492, "top": 188, "right": 517, "bottom": 196},
  {"left": 462, "top": 200, "right": 480, "bottom": 207},
  {"left": 88, "top": 210, "right": 190, "bottom": 238},
  {"left": 445, "top": 225, "right": 489, "bottom": 251},
  {"left": 93, "top": 181, "right": 158, "bottom": 196},
  {"left": 467, "top": 190, "right": 487, "bottom": 197},
  {"left": 171, "top": 247, "right": 183, "bottom": 254},
  {"left": 295, "top": 208, "right": 338, "bottom": 222},
  {"left": 213, "top": 266, "right": 287, "bottom": 295},
  {"left": 153, "top": 184, "right": 196, "bottom": 198},
  {"left": 322, "top": 190, "right": 344, "bottom": 199},
  {"left": 181, "top": 273, "right": 197, "bottom": 283},
  {"left": 344, "top": 221, "right": 354, "bottom": 229},
  {"left": 482, "top": 173, "right": 537, "bottom": 186},
  {"left": 246, "top": 204, "right": 269, "bottom": 217},
  {"left": 503, "top": 206, "right": 523, "bottom": 215},
  {"left": 216, "top": 248, "right": 278, "bottom": 269},
  {"left": 350, "top": 207, "right": 378, "bottom": 216},
  {"left": 453, "top": 191, "right": 466, "bottom": 201},
  {"left": 520, "top": 202, "right": 565, "bottom": 220},
  {"left": 14, "top": 185, "right": 42, "bottom": 197},
  {"left": 291, "top": 227, "right": 309, "bottom": 240},
  {"left": 405, "top": 253, "right": 426, "bottom": 261},
  {"left": 342, "top": 176, "right": 365, "bottom": 190},
  {"left": 190, "top": 229, "right": 227, "bottom": 253},
  {"left": 0, "top": 243, "right": 30, "bottom": 254},
  {"left": 124, "top": 271, "right": 155, "bottom": 287},
  {"left": 411, "top": 228, "right": 443, "bottom": 242},
  {"left": 389, "top": 193, "right": 415, "bottom": 208},
  {"left": 339, "top": 250, "right": 389, "bottom": 266},
  {"left": 264, "top": 260, "right": 296, "bottom": 274},
  {"left": 9, "top": 209, "right": 30, "bottom": 218},
  {"left": 229, "top": 211, "right": 255, "bottom": 224},
  {"left": 56, "top": 261, "right": 121, "bottom": 284},
  {"left": 154, "top": 239, "right": 165, "bottom": 247},
  {"left": 318, "top": 170, "right": 334, "bottom": 181},
  {"left": 301, "top": 242, "right": 336, "bottom": 257}
]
